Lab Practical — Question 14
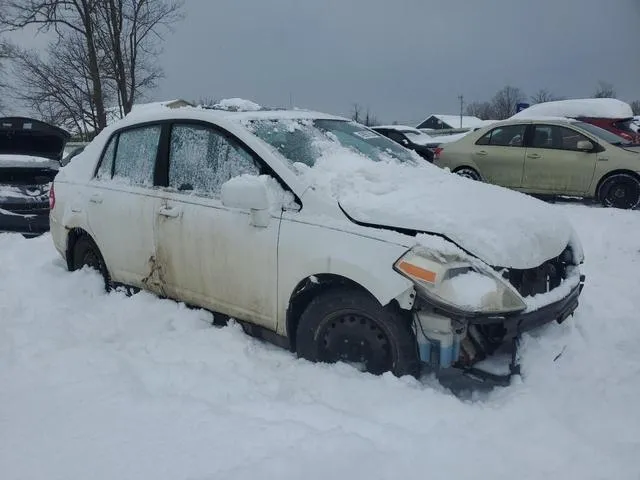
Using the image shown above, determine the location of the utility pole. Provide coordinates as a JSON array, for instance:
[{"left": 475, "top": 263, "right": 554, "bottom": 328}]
[{"left": 458, "top": 95, "right": 464, "bottom": 128}]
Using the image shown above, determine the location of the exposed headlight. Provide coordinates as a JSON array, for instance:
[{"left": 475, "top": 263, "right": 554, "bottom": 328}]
[{"left": 394, "top": 248, "right": 526, "bottom": 315}]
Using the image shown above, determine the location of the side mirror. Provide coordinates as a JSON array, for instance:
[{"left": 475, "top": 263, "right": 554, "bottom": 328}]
[
  {"left": 576, "top": 140, "right": 594, "bottom": 152},
  {"left": 221, "top": 175, "right": 271, "bottom": 227}
]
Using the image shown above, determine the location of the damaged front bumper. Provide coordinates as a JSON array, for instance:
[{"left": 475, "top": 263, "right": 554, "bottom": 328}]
[{"left": 415, "top": 274, "right": 585, "bottom": 390}]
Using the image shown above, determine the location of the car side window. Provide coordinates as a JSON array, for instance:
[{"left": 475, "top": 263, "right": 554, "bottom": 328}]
[
  {"left": 96, "top": 136, "right": 117, "bottom": 180},
  {"left": 531, "top": 125, "right": 590, "bottom": 151},
  {"left": 112, "top": 125, "right": 161, "bottom": 186},
  {"left": 476, "top": 125, "right": 526, "bottom": 147},
  {"left": 168, "top": 123, "right": 261, "bottom": 197}
]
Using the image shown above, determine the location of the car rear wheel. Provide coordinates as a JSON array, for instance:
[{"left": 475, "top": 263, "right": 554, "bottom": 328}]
[
  {"left": 295, "top": 288, "right": 420, "bottom": 377},
  {"left": 72, "top": 235, "right": 111, "bottom": 291},
  {"left": 454, "top": 167, "right": 482, "bottom": 181},
  {"left": 599, "top": 174, "right": 640, "bottom": 210}
]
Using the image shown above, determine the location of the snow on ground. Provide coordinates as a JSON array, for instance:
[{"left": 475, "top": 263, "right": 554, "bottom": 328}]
[{"left": 1, "top": 204, "right": 640, "bottom": 479}]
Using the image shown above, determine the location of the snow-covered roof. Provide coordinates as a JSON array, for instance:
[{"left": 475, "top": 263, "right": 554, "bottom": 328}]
[
  {"left": 511, "top": 98, "right": 634, "bottom": 120},
  {"left": 418, "top": 115, "right": 487, "bottom": 129}
]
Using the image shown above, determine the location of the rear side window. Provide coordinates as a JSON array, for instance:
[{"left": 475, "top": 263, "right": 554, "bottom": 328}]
[
  {"left": 168, "top": 124, "right": 261, "bottom": 197},
  {"left": 113, "top": 125, "right": 161, "bottom": 186},
  {"left": 96, "top": 137, "right": 117, "bottom": 180},
  {"left": 531, "top": 124, "right": 590, "bottom": 151},
  {"left": 476, "top": 125, "right": 526, "bottom": 147}
]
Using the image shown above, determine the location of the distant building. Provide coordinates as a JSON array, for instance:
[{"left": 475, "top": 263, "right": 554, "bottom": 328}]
[{"left": 416, "top": 114, "right": 486, "bottom": 130}]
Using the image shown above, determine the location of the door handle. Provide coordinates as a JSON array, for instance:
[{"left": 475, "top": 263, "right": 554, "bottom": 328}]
[
  {"left": 527, "top": 153, "right": 541, "bottom": 159},
  {"left": 157, "top": 206, "right": 181, "bottom": 218},
  {"left": 476, "top": 150, "right": 488, "bottom": 156},
  {"left": 89, "top": 193, "right": 103, "bottom": 204}
]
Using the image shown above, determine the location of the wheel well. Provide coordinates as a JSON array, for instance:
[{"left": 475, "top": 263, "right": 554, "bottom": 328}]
[
  {"left": 596, "top": 170, "right": 640, "bottom": 200},
  {"left": 285, "top": 274, "right": 376, "bottom": 352},
  {"left": 65, "top": 227, "right": 92, "bottom": 271}
]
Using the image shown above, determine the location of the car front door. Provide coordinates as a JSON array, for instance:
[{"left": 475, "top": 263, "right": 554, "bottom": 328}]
[
  {"left": 153, "top": 122, "right": 280, "bottom": 329},
  {"left": 472, "top": 124, "right": 527, "bottom": 188},
  {"left": 522, "top": 124, "right": 598, "bottom": 195},
  {"left": 85, "top": 124, "right": 164, "bottom": 287}
]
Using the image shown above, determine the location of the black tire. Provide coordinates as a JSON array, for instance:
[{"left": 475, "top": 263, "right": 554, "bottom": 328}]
[
  {"left": 598, "top": 173, "right": 640, "bottom": 210},
  {"left": 72, "top": 235, "right": 111, "bottom": 291},
  {"left": 454, "top": 167, "right": 482, "bottom": 181},
  {"left": 295, "top": 288, "right": 420, "bottom": 377}
]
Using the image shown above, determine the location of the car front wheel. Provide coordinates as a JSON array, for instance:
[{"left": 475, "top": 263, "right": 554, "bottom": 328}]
[
  {"left": 295, "top": 288, "right": 420, "bottom": 377},
  {"left": 599, "top": 173, "right": 640, "bottom": 209}
]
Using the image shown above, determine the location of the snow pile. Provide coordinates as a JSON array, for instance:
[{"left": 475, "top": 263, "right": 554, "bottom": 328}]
[
  {"left": 299, "top": 141, "right": 571, "bottom": 269},
  {"left": 511, "top": 98, "right": 634, "bottom": 120},
  {"left": 1, "top": 204, "right": 640, "bottom": 479},
  {"left": 213, "top": 98, "right": 262, "bottom": 112}
]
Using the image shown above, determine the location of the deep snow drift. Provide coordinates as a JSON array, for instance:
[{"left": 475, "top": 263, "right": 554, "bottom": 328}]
[{"left": 1, "top": 204, "right": 640, "bottom": 480}]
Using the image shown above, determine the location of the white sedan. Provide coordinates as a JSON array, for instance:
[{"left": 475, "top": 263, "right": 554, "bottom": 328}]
[{"left": 49, "top": 101, "right": 585, "bottom": 387}]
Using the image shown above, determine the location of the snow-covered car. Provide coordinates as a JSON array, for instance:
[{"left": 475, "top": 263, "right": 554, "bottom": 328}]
[
  {"left": 49, "top": 102, "right": 585, "bottom": 387},
  {"left": 0, "top": 117, "right": 70, "bottom": 237},
  {"left": 435, "top": 117, "right": 640, "bottom": 209}
]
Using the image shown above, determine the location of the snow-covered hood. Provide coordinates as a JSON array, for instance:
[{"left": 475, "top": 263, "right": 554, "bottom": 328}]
[{"left": 302, "top": 152, "right": 572, "bottom": 269}]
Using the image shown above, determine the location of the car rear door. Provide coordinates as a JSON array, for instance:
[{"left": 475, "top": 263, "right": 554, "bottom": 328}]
[
  {"left": 472, "top": 124, "right": 527, "bottom": 188},
  {"left": 521, "top": 124, "right": 597, "bottom": 195},
  {"left": 153, "top": 121, "right": 279, "bottom": 329},
  {"left": 85, "top": 124, "right": 164, "bottom": 288}
]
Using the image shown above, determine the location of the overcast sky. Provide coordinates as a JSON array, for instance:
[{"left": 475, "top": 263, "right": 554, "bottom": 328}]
[{"left": 7, "top": 0, "right": 640, "bottom": 125}]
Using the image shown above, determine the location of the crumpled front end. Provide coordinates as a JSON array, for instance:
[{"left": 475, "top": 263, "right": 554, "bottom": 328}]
[{"left": 396, "top": 233, "right": 585, "bottom": 390}]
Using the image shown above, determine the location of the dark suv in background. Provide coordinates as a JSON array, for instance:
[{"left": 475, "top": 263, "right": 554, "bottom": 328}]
[{"left": 0, "top": 117, "right": 69, "bottom": 237}]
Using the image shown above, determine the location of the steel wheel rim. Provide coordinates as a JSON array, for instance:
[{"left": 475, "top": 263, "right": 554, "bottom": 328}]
[{"left": 318, "top": 312, "right": 392, "bottom": 374}]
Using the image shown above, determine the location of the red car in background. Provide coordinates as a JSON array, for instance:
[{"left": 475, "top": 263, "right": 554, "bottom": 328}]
[
  {"left": 512, "top": 99, "right": 640, "bottom": 144},
  {"left": 579, "top": 116, "right": 639, "bottom": 143}
]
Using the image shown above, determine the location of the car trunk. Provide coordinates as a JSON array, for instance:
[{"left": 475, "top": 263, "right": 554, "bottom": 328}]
[{"left": 0, "top": 117, "right": 69, "bottom": 215}]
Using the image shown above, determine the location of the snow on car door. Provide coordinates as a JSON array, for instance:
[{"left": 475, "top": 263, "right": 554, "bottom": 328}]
[
  {"left": 154, "top": 122, "right": 279, "bottom": 329},
  {"left": 86, "top": 125, "right": 163, "bottom": 287}
]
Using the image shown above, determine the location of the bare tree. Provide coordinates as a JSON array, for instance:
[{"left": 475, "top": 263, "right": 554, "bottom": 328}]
[
  {"left": 531, "top": 88, "right": 562, "bottom": 104},
  {"left": 351, "top": 103, "right": 362, "bottom": 123},
  {"left": 363, "top": 107, "right": 378, "bottom": 127},
  {"left": 491, "top": 85, "right": 526, "bottom": 119},
  {"left": 1, "top": 0, "right": 110, "bottom": 130},
  {"left": 465, "top": 101, "right": 494, "bottom": 120},
  {"left": 95, "top": 0, "right": 184, "bottom": 117},
  {"left": 8, "top": 36, "right": 115, "bottom": 140},
  {"left": 593, "top": 81, "right": 616, "bottom": 99},
  {"left": 1, "top": 0, "right": 184, "bottom": 133},
  {"left": 631, "top": 100, "right": 640, "bottom": 116}
]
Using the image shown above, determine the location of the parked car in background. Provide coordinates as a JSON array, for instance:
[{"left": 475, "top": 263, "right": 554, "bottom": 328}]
[
  {"left": 511, "top": 98, "right": 640, "bottom": 143},
  {"left": 435, "top": 117, "right": 640, "bottom": 209},
  {"left": 0, "top": 117, "right": 70, "bottom": 236},
  {"left": 50, "top": 102, "right": 585, "bottom": 388},
  {"left": 371, "top": 125, "right": 436, "bottom": 161}
]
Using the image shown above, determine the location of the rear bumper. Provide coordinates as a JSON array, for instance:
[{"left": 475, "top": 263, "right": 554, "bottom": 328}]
[{"left": 0, "top": 206, "right": 50, "bottom": 236}]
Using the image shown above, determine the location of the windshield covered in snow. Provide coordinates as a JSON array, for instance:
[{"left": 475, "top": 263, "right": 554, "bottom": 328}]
[
  {"left": 574, "top": 121, "right": 632, "bottom": 146},
  {"left": 247, "top": 119, "right": 419, "bottom": 169}
]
